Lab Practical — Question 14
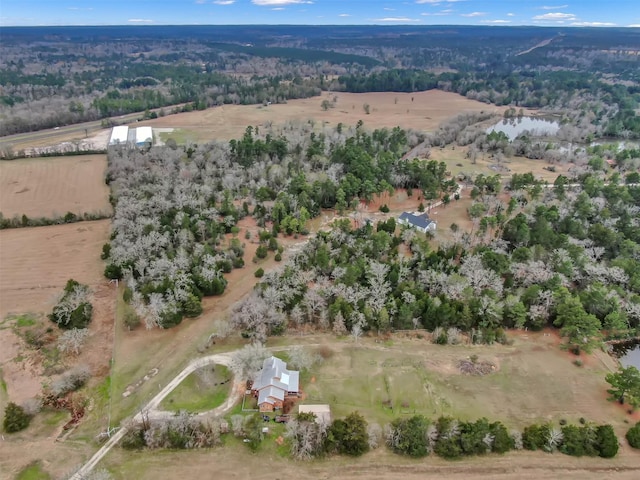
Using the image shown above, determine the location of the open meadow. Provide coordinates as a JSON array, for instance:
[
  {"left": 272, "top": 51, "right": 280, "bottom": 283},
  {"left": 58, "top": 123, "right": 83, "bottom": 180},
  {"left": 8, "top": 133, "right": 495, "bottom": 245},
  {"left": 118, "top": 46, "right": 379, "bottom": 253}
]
[
  {"left": 141, "top": 90, "right": 505, "bottom": 142},
  {"left": 305, "top": 333, "right": 626, "bottom": 428},
  {"left": 0, "top": 154, "right": 111, "bottom": 219}
]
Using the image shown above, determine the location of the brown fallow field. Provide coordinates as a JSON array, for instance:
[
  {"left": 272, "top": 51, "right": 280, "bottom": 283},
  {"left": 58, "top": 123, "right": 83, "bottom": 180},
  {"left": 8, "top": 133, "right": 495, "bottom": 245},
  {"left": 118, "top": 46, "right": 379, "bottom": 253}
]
[
  {"left": 138, "top": 90, "right": 506, "bottom": 142},
  {"left": 0, "top": 154, "right": 111, "bottom": 219}
]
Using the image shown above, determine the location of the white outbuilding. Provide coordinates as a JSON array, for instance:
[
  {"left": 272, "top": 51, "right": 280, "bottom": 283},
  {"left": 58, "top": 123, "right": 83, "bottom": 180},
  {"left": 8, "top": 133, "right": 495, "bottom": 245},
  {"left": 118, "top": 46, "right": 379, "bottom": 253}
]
[
  {"left": 109, "top": 126, "right": 129, "bottom": 145},
  {"left": 135, "top": 126, "right": 153, "bottom": 147}
]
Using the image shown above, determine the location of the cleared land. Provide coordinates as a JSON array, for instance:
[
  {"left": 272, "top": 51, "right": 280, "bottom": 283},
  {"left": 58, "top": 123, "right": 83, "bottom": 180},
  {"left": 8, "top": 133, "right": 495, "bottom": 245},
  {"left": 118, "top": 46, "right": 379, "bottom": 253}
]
[
  {"left": 305, "top": 333, "right": 625, "bottom": 427},
  {"left": 0, "top": 219, "right": 114, "bottom": 410},
  {"left": 96, "top": 333, "right": 640, "bottom": 480},
  {"left": 0, "top": 155, "right": 111, "bottom": 219},
  {"left": 140, "top": 91, "right": 505, "bottom": 142},
  {"left": 0, "top": 219, "right": 110, "bottom": 316}
]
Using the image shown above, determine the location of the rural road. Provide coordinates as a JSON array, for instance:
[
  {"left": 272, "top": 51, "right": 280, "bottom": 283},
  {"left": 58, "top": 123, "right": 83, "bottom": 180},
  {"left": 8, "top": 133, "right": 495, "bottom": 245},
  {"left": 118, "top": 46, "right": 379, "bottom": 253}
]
[
  {"left": 0, "top": 103, "right": 189, "bottom": 150},
  {"left": 69, "top": 351, "right": 237, "bottom": 480}
]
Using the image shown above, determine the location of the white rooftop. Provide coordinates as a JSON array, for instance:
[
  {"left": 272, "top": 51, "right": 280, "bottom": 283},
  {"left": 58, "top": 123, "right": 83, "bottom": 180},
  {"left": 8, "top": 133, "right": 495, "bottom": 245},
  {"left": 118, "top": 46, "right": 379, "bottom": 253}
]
[
  {"left": 109, "top": 126, "right": 129, "bottom": 145},
  {"left": 135, "top": 126, "right": 153, "bottom": 144}
]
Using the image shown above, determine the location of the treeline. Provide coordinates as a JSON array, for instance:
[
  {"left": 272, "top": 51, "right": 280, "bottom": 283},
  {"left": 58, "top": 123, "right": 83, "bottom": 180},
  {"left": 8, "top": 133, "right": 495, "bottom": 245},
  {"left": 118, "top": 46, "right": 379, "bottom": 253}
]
[
  {"left": 0, "top": 211, "right": 111, "bottom": 230},
  {"left": 339, "top": 69, "right": 640, "bottom": 138},
  {"left": 121, "top": 409, "right": 620, "bottom": 461}
]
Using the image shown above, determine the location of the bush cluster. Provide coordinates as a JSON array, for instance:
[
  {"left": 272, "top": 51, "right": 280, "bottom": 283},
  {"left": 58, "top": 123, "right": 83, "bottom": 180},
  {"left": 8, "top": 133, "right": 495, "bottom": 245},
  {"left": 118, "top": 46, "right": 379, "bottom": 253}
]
[
  {"left": 48, "top": 279, "right": 93, "bottom": 329},
  {"left": 627, "top": 422, "right": 640, "bottom": 449},
  {"left": 386, "top": 416, "right": 617, "bottom": 460},
  {"left": 522, "top": 422, "right": 618, "bottom": 458},
  {"left": 3, "top": 402, "right": 31, "bottom": 433}
]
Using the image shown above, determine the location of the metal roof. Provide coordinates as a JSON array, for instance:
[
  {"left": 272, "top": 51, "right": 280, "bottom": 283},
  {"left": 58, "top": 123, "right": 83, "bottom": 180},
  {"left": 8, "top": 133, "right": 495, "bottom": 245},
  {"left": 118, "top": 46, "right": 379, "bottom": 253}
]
[
  {"left": 254, "top": 356, "right": 300, "bottom": 402},
  {"left": 135, "top": 126, "right": 153, "bottom": 144},
  {"left": 398, "top": 212, "right": 434, "bottom": 229},
  {"left": 109, "top": 126, "right": 129, "bottom": 145}
]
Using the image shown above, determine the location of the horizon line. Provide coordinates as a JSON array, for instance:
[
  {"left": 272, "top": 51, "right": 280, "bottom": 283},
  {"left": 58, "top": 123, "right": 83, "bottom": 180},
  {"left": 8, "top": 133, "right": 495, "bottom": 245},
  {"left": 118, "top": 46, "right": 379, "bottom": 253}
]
[{"left": 1, "top": 23, "right": 638, "bottom": 29}]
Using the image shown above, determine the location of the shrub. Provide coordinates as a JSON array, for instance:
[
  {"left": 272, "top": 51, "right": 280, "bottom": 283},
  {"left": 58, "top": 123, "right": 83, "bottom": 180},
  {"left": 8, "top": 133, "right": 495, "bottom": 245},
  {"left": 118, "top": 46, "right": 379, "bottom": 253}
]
[
  {"left": 50, "top": 364, "right": 91, "bottom": 397},
  {"left": 275, "top": 252, "right": 282, "bottom": 262},
  {"left": 626, "top": 422, "right": 640, "bottom": 449},
  {"left": 121, "top": 425, "right": 146, "bottom": 450},
  {"left": 254, "top": 268, "right": 264, "bottom": 278},
  {"left": 123, "top": 286, "right": 133, "bottom": 303},
  {"left": 100, "top": 243, "right": 111, "bottom": 260},
  {"left": 3, "top": 402, "right": 31, "bottom": 433},
  {"left": 49, "top": 280, "right": 93, "bottom": 330},
  {"left": 596, "top": 424, "right": 619, "bottom": 458},
  {"left": 104, "top": 263, "right": 123, "bottom": 280},
  {"left": 21, "top": 398, "right": 43, "bottom": 416},
  {"left": 522, "top": 423, "right": 551, "bottom": 451},
  {"left": 434, "top": 416, "right": 462, "bottom": 459},
  {"left": 256, "top": 245, "right": 268, "bottom": 259},
  {"left": 328, "top": 412, "right": 369, "bottom": 456},
  {"left": 379, "top": 204, "right": 390, "bottom": 213},
  {"left": 490, "top": 421, "right": 514, "bottom": 454},
  {"left": 123, "top": 309, "right": 141, "bottom": 330},
  {"left": 387, "top": 415, "right": 430, "bottom": 457},
  {"left": 58, "top": 328, "right": 90, "bottom": 355},
  {"left": 559, "top": 424, "right": 596, "bottom": 457},
  {"left": 182, "top": 294, "right": 203, "bottom": 318}
]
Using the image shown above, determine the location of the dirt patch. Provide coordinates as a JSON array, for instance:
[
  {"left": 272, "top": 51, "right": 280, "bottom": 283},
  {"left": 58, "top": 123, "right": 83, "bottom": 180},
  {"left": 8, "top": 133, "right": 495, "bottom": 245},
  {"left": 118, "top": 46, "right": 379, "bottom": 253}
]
[
  {"left": 138, "top": 91, "right": 504, "bottom": 142},
  {"left": 0, "top": 219, "right": 111, "bottom": 317},
  {"left": 101, "top": 438, "right": 640, "bottom": 480},
  {"left": 0, "top": 154, "right": 111, "bottom": 218}
]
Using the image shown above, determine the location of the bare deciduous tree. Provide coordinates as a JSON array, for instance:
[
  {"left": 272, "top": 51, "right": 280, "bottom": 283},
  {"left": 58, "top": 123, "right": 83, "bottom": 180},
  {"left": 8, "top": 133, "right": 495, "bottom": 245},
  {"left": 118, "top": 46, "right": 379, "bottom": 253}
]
[
  {"left": 229, "top": 343, "right": 270, "bottom": 380},
  {"left": 58, "top": 328, "right": 90, "bottom": 355}
]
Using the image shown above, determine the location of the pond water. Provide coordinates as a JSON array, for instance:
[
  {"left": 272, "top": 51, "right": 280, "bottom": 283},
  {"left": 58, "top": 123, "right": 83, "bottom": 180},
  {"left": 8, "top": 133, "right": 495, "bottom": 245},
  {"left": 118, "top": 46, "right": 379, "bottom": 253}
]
[
  {"left": 487, "top": 116, "right": 560, "bottom": 140},
  {"left": 611, "top": 341, "right": 640, "bottom": 369}
]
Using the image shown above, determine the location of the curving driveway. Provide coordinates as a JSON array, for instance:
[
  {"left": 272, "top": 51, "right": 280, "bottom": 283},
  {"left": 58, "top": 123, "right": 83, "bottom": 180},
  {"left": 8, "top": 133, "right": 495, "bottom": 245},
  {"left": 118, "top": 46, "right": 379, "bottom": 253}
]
[{"left": 70, "top": 351, "right": 238, "bottom": 480}]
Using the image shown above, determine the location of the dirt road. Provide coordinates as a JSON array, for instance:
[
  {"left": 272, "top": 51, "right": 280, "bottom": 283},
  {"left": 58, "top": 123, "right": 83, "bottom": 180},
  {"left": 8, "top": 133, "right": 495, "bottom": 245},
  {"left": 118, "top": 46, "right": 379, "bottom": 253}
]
[{"left": 69, "top": 351, "right": 237, "bottom": 480}]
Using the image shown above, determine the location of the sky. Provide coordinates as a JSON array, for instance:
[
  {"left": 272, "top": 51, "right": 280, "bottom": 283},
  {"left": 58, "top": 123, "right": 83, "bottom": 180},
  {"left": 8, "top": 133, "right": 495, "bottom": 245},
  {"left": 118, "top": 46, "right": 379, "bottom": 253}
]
[{"left": 1, "top": 0, "right": 639, "bottom": 28}]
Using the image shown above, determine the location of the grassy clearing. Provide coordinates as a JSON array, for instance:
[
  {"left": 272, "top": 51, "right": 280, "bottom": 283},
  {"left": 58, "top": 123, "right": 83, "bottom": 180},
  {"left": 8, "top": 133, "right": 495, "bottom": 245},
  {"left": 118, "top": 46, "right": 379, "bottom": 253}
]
[
  {"left": 158, "top": 128, "right": 197, "bottom": 145},
  {"left": 160, "top": 365, "right": 231, "bottom": 413},
  {"left": 14, "top": 314, "right": 38, "bottom": 328},
  {"left": 40, "top": 409, "right": 69, "bottom": 427},
  {"left": 16, "top": 461, "right": 52, "bottom": 480},
  {"left": 302, "top": 335, "right": 623, "bottom": 428}
]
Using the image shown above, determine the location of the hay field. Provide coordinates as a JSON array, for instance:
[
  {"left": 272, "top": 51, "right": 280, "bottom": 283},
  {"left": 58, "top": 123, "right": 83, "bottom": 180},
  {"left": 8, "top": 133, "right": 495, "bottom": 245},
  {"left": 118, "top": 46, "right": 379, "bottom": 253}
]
[
  {"left": 141, "top": 91, "right": 505, "bottom": 142},
  {"left": 0, "top": 154, "right": 111, "bottom": 219},
  {"left": 0, "top": 219, "right": 111, "bottom": 317}
]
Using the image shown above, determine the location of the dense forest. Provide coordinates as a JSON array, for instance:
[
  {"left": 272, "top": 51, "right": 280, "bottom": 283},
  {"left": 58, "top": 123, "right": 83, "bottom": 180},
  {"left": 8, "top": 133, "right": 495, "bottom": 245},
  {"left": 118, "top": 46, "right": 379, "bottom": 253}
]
[
  {"left": 102, "top": 120, "right": 640, "bottom": 351},
  {"left": 102, "top": 121, "right": 455, "bottom": 328},
  {"left": 1, "top": 25, "right": 639, "bottom": 137}
]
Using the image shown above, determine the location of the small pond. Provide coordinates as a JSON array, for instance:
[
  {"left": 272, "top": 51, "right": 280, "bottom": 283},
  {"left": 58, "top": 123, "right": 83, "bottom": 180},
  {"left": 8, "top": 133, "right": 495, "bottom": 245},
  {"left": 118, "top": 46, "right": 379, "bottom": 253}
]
[
  {"left": 487, "top": 116, "right": 560, "bottom": 140},
  {"left": 611, "top": 341, "right": 640, "bottom": 369}
]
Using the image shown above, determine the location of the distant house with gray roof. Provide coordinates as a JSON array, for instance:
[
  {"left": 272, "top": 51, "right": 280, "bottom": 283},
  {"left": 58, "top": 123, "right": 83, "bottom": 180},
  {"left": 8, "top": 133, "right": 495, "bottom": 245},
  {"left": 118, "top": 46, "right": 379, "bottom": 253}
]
[
  {"left": 252, "top": 356, "right": 300, "bottom": 412},
  {"left": 397, "top": 211, "right": 436, "bottom": 233}
]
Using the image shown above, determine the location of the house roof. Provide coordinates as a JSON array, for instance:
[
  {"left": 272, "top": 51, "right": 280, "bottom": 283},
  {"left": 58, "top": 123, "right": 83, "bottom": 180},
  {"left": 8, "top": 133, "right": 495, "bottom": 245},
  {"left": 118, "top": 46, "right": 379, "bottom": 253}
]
[
  {"left": 398, "top": 212, "right": 435, "bottom": 229},
  {"left": 253, "top": 356, "right": 300, "bottom": 395},
  {"left": 258, "top": 386, "right": 285, "bottom": 406}
]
